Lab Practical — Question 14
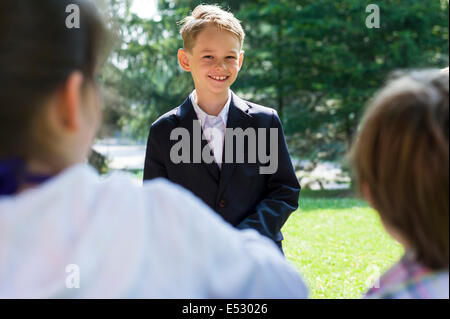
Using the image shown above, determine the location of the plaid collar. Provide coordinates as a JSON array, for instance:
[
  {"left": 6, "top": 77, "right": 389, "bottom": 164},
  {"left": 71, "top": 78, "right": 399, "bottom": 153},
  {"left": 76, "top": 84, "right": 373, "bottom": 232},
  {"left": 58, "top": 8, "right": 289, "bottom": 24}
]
[{"left": 366, "top": 250, "right": 448, "bottom": 298}]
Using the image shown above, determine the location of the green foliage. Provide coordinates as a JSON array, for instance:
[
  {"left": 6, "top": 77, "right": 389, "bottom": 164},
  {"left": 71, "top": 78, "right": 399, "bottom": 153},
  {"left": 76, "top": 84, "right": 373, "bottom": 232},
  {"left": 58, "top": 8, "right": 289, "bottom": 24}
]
[
  {"left": 100, "top": 0, "right": 449, "bottom": 159},
  {"left": 99, "top": 0, "right": 246, "bottom": 139},
  {"left": 236, "top": 0, "right": 449, "bottom": 160},
  {"left": 88, "top": 149, "right": 110, "bottom": 174}
]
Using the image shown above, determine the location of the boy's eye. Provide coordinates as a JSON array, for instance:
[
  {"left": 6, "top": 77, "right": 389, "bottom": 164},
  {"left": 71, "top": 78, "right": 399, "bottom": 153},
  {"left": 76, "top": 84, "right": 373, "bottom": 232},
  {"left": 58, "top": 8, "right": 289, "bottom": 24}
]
[
  {"left": 203, "top": 56, "right": 214, "bottom": 59},
  {"left": 226, "top": 56, "right": 237, "bottom": 59}
]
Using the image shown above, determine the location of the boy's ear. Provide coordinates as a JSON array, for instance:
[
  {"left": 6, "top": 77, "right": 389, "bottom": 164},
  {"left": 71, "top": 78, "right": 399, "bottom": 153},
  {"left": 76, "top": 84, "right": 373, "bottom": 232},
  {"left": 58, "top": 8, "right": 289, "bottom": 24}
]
[
  {"left": 56, "top": 71, "right": 84, "bottom": 132},
  {"left": 238, "top": 51, "right": 245, "bottom": 70},
  {"left": 178, "top": 49, "right": 191, "bottom": 72}
]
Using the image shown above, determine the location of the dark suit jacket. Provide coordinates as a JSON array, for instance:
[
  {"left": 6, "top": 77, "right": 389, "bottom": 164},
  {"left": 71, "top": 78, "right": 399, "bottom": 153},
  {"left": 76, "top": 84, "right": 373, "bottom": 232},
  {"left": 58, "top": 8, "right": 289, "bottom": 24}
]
[{"left": 143, "top": 92, "right": 301, "bottom": 244}]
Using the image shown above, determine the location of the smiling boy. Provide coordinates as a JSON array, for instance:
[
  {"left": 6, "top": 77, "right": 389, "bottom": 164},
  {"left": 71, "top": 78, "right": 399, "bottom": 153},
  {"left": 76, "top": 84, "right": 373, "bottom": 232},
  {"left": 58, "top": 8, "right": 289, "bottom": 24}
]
[
  {"left": 143, "top": 5, "right": 300, "bottom": 251},
  {"left": 178, "top": 18, "right": 244, "bottom": 117}
]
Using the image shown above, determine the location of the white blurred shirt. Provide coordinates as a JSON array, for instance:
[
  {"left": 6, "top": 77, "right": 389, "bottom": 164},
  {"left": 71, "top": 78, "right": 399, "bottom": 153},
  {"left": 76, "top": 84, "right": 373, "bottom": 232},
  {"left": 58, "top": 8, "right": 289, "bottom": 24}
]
[
  {"left": 0, "top": 164, "right": 308, "bottom": 298},
  {"left": 191, "top": 90, "right": 230, "bottom": 168}
]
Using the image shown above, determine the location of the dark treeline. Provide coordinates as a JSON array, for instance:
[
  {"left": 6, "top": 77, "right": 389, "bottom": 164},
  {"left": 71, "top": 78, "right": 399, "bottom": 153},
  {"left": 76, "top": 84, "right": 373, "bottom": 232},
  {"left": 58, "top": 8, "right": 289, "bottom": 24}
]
[{"left": 98, "top": 0, "right": 449, "bottom": 163}]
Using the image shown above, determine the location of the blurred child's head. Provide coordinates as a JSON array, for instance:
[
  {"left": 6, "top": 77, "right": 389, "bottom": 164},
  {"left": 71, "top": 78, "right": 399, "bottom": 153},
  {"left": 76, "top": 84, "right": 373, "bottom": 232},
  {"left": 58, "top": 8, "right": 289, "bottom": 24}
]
[
  {"left": 0, "top": 0, "right": 108, "bottom": 171},
  {"left": 177, "top": 5, "right": 245, "bottom": 98},
  {"left": 350, "top": 69, "right": 449, "bottom": 270}
]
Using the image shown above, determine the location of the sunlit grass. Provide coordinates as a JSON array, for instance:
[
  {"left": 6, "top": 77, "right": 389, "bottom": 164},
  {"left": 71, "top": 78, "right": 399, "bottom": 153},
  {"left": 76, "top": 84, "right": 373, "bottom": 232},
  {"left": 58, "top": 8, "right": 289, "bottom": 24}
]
[{"left": 282, "top": 191, "right": 404, "bottom": 299}]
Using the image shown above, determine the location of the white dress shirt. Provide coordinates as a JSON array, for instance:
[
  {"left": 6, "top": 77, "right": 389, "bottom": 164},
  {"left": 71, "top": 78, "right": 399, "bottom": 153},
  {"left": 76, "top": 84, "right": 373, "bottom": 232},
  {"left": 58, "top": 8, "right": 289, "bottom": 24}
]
[
  {"left": 191, "top": 90, "right": 231, "bottom": 168},
  {"left": 0, "top": 164, "right": 308, "bottom": 298}
]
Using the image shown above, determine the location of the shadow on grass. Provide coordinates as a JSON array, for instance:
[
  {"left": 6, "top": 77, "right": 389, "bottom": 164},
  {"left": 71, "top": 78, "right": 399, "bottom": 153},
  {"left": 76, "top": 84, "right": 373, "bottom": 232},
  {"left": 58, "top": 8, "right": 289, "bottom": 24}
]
[
  {"left": 299, "top": 189, "right": 369, "bottom": 212},
  {"left": 300, "top": 188, "right": 359, "bottom": 199}
]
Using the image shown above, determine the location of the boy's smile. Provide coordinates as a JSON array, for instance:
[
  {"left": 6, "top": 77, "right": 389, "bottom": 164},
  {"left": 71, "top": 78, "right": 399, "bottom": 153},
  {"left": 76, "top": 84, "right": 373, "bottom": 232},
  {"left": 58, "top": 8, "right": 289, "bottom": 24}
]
[
  {"left": 208, "top": 75, "right": 229, "bottom": 82},
  {"left": 178, "top": 24, "right": 244, "bottom": 107}
]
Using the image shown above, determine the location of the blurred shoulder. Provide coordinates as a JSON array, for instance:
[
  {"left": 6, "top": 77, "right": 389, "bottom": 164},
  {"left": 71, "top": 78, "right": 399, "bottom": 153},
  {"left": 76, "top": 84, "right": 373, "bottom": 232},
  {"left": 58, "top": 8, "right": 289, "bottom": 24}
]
[{"left": 142, "top": 177, "right": 220, "bottom": 220}]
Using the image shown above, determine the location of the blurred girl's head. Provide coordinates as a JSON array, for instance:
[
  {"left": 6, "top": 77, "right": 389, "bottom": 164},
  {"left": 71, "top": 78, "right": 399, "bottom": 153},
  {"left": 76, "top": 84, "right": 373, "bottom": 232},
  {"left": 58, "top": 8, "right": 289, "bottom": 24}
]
[
  {"left": 350, "top": 69, "right": 449, "bottom": 270},
  {"left": 0, "top": 0, "right": 108, "bottom": 172}
]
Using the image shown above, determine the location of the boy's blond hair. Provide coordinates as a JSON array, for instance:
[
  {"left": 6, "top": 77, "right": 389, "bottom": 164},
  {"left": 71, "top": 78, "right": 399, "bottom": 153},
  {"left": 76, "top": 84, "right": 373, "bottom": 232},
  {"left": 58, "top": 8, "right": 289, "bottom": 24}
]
[{"left": 179, "top": 5, "right": 245, "bottom": 52}]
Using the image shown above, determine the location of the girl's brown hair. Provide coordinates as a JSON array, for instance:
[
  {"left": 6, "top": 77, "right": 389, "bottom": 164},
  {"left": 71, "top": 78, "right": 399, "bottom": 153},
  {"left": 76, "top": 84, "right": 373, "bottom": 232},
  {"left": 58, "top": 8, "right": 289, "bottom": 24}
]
[
  {"left": 0, "top": 0, "right": 108, "bottom": 160},
  {"left": 350, "top": 69, "right": 449, "bottom": 270}
]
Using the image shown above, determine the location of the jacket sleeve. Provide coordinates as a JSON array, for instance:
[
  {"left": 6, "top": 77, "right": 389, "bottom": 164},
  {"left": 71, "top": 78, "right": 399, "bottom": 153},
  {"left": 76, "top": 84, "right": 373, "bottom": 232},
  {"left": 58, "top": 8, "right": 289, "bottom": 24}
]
[
  {"left": 236, "top": 111, "right": 301, "bottom": 242},
  {"left": 143, "top": 124, "right": 168, "bottom": 181}
]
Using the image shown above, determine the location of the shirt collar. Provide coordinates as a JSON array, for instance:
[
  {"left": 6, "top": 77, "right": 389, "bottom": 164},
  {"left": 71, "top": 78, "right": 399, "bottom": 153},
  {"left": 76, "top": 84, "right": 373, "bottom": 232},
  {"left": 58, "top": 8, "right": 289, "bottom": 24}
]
[{"left": 190, "top": 90, "right": 231, "bottom": 127}]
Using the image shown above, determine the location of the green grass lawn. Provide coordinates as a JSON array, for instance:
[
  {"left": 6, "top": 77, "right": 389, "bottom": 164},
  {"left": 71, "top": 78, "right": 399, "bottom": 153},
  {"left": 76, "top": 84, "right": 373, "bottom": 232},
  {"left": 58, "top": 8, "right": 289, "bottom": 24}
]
[{"left": 282, "top": 190, "right": 404, "bottom": 299}]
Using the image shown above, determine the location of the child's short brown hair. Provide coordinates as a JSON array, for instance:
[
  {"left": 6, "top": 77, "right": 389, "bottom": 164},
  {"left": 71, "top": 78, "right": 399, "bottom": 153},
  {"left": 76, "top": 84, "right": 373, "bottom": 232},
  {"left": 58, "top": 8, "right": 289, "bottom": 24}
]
[
  {"left": 350, "top": 69, "right": 449, "bottom": 270},
  {"left": 179, "top": 5, "right": 245, "bottom": 52}
]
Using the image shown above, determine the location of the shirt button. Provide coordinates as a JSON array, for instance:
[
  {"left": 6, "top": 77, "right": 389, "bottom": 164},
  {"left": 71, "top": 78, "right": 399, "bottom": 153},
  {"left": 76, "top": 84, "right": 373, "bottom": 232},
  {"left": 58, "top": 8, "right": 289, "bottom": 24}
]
[{"left": 219, "top": 199, "right": 227, "bottom": 208}]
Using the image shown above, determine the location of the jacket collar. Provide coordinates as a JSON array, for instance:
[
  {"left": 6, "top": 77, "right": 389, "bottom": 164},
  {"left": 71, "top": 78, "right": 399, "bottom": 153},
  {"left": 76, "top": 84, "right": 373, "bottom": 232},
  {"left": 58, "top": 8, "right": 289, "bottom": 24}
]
[
  {"left": 175, "top": 91, "right": 252, "bottom": 185},
  {"left": 178, "top": 91, "right": 250, "bottom": 124}
]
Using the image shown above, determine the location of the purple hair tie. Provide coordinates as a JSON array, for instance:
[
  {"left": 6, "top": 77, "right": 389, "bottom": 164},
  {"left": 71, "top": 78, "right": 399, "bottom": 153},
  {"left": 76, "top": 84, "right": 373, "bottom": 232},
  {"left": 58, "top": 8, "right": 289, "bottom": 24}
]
[
  {"left": 0, "top": 158, "right": 53, "bottom": 196},
  {"left": 0, "top": 158, "right": 25, "bottom": 196}
]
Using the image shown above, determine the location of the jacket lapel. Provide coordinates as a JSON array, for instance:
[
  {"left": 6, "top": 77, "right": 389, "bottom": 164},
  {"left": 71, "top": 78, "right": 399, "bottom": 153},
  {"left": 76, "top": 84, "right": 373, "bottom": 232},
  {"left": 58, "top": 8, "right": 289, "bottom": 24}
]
[
  {"left": 177, "top": 97, "right": 220, "bottom": 182},
  {"left": 217, "top": 93, "right": 251, "bottom": 199}
]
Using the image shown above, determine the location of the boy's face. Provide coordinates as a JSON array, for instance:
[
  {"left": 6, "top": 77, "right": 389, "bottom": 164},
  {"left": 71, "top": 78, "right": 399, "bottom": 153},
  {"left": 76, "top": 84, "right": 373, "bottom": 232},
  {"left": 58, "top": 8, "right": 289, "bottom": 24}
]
[{"left": 178, "top": 25, "right": 244, "bottom": 97}]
